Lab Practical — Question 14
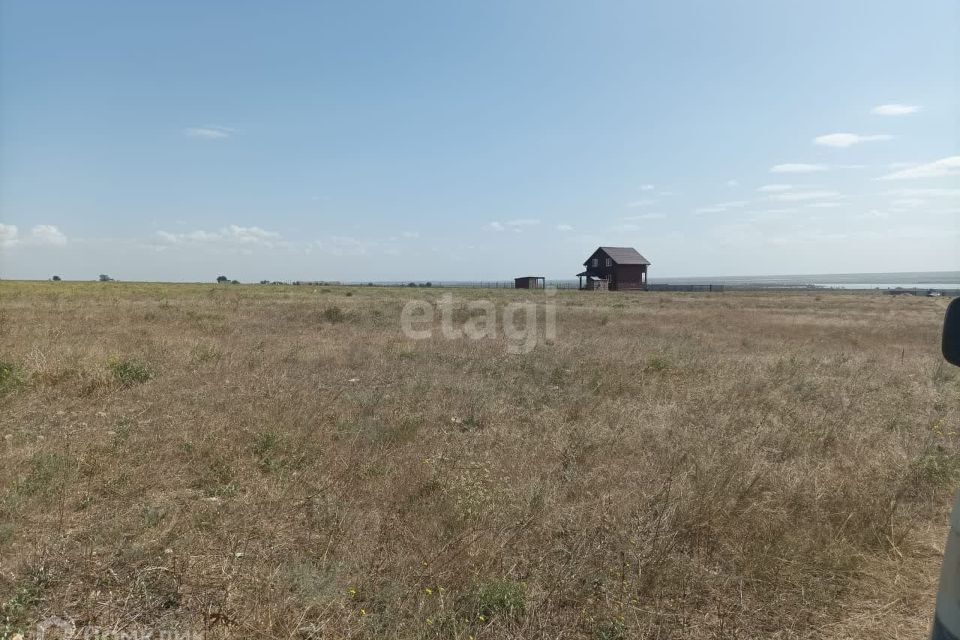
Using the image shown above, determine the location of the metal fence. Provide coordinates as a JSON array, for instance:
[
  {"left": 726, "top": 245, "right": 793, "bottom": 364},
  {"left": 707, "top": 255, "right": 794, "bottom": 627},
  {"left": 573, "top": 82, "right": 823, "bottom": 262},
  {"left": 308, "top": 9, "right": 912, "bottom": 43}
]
[
  {"left": 647, "top": 284, "right": 724, "bottom": 292},
  {"left": 329, "top": 281, "right": 958, "bottom": 295}
]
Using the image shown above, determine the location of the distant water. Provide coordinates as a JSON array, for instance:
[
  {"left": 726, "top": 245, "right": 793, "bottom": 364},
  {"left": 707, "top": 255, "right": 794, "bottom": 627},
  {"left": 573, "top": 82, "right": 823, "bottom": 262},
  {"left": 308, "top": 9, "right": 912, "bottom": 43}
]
[
  {"left": 355, "top": 271, "right": 960, "bottom": 291},
  {"left": 651, "top": 271, "right": 960, "bottom": 289},
  {"left": 811, "top": 283, "right": 959, "bottom": 290}
]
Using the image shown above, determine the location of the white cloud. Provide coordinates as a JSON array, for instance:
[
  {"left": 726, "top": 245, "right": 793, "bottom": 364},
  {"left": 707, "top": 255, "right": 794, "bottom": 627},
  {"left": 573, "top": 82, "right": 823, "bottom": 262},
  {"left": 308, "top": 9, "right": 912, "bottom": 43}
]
[
  {"left": 769, "top": 190, "right": 840, "bottom": 202},
  {"left": 806, "top": 202, "right": 842, "bottom": 209},
  {"left": 31, "top": 224, "right": 68, "bottom": 245},
  {"left": 624, "top": 212, "right": 666, "bottom": 220},
  {"left": 856, "top": 210, "right": 890, "bottom": 220},
  {"left": 401, "top": 231, "right": 420, "bottom": 238},
  {"left": 321, "top": 235, "right": 375, "bottom": 256},
  {"left": 871, "top": 104, "right": 921, "bottom": 116},
  {"left": 890, "top": 198, "right": 926, "bottom": 210},
  {"left": 485, "top": 218, "right": 540, "bottom": 232},
  {"left": 814, "top": 133, "right": 893, "bottom": 148},
  {"left": 770, "top": 163, "right": 828, "bottom": 173},
  {"left": 880, "top": 156, "right": 960, "bottom": 180},
  {"left": 0, "top": 222, "right": 19, "bottom": 247},
  {"left": 756, "top": 184, "right": 795, "bottom": 192},
  {"left": 626, "top": 199, "right": 655, "bottom": 208},
  {"left": 741, "top": 208, "right": 799, "bottom": 222},
  {"left": 556, "top": 224, "right": 573, "bottom": 231},
  {"left": 505, "top": 218, "right": 540, "bottom": 227},
  {"left": 0, "top": 224, "right": 68, "bottom": 248},
  {"left": 884, "top": 188, "right": 960, "bottom": 197},
  {"left": 0, "top": 224, "right": 19, "bottom": 248},
  {"left": 726, "top": 180, "right": 739, "bottom": 187},
  {"left": 157, "top": 225, "right": 281, "bottom": 246},
  {"left": 695, "top": 201, "right": 749, "bottom": 214},
  {"left": 183, "top": 125, "right": 234, "bottom": 140},
  {"left": 640, "top": 184, "right": 655, "bottom": 191}
]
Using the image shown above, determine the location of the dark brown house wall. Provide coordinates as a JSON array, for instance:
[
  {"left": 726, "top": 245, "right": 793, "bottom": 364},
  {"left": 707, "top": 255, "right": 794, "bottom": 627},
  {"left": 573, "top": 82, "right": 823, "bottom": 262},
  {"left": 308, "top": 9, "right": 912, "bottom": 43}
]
[
  {"left": 584, "top": 249, "right": 615, "bottom": 279},
  {"left": 614, "top": 264, "right": 646, "bottom": 290}
]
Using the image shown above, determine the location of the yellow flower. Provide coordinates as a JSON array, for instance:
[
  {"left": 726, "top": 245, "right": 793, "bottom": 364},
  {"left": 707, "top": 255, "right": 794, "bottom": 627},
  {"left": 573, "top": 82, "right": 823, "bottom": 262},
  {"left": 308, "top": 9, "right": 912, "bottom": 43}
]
[
  {"left": 426, "top": 618, "right": 433, "bottom": 625},
  {"left": 360, "top": 609, "right": 367, "bottom": 616},
  {"left": 478, "top": 614, "right": 486, "bottom": 621},
  {"left": 425, "top": 587, "right": 433, "bottom": 594}
]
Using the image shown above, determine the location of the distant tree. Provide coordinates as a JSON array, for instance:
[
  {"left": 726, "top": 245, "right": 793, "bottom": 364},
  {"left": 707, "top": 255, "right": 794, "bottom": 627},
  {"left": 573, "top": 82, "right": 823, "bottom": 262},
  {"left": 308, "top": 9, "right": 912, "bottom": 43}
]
[
  {"left": 421, "top": 282, "right": 433, "bottom": 288},
  {"left": 407, "top": 282, "right": 417, "bottom": 287},
  {"left": 260, "top": 280, "right": 270, "bottom": 285},
  {"left": 98, "top": 274, "right": 112, "bottom": 282},
  {"left": 231, "top": 280, "right": 240, "bottom": 284},
  {"left": 51, "top": 275, "right": 61, "bottom": 281},
  {"left": 216, "top": 275, "right": 229, "bottom": 283}
]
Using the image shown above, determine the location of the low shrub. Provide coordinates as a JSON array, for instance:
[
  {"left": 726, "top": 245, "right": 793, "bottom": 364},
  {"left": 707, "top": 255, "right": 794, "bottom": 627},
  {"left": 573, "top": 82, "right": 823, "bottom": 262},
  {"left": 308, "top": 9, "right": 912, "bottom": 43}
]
[
  {"left": 472, "top": 579, "right": 525, "bottom": 620},
  {"left": 108, "top": 359, "right": 152, "bottom": 387}
]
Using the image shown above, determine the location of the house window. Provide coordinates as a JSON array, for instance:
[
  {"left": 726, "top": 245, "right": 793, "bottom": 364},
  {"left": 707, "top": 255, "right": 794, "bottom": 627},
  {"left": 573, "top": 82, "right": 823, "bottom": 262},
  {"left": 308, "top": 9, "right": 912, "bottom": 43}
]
[
  {"left": 591, "top": 258, "right": 598, "bottom": 267},
  {"left": 605, "top": 258, "right": 612, "bottom": 267}
]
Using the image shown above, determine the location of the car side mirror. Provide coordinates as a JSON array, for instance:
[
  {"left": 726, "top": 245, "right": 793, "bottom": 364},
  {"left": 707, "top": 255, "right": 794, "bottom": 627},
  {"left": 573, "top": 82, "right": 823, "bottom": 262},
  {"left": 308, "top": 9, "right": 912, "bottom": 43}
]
[{"left": 945, "top": 297, "right": 960, "bottom": 366}]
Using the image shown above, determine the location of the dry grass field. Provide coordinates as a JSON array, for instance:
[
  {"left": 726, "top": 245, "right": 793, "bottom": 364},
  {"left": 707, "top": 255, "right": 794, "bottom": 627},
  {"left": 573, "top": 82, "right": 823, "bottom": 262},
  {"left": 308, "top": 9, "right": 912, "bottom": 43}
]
[{"left": 0, "top": 281, "right": 957, "bottom": 639}]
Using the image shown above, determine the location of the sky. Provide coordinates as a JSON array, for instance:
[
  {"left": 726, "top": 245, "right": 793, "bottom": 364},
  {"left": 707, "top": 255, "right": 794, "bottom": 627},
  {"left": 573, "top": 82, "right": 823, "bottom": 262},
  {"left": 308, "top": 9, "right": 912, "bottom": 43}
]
[{"left": 0, "top": 0, "right": 958, "bottom": 282}]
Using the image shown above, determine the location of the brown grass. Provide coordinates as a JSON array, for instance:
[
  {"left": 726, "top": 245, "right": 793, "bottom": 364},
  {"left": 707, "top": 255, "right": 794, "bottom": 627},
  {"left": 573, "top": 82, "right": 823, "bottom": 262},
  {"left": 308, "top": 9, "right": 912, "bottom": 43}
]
[{"left": 0, "top": 281, "right": 956, "bottom": 639}]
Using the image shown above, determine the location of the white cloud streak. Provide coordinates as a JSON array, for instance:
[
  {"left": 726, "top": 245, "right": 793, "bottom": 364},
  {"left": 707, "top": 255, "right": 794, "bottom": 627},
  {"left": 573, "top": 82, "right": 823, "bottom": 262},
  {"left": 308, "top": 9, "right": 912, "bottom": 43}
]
[
  {"left": 884, "top": 188, "right": 960, "bottom": 197},
  {"left": 0, "top": 224, "right": 68, "bottom": 248},
  {"left": 871, "top": 104, "right": 921, "bottom": 116},
  {"left": 157, "top": 225, "right": 281, "bottom": 246},
  {"left": 183, "top": 125, "right": 234, "bottom": 140},
  {"left": 485, "top": 219, "right": 540, "bottom": 232},
  {"left": 626, "top": 212, "right": 666, "bottom": 220},
  {"left": 0, "top": 224, "right": 19, "bottom": 248},
  {"left": 879, "top": 156, "right": 960, "bottom": 180},
  {"left": 769, "top": 190, "right": 840, "bottom": 202},
  {"left": 695, "top": 201, "right": 749, "bottom": 214},
  {"left": 813, "top": 133, "right": 893, "bottom": 148},
  {"left": 31, "top": 224, "right": 68, "bottom": 245},
  {"left": 770, "top": 163, "right": 828, "bottom": 173}
]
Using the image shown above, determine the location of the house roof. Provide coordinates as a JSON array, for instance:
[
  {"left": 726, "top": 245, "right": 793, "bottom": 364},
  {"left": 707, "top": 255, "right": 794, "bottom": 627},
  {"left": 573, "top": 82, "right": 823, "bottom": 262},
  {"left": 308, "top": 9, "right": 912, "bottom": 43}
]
[{"left": 585, "top": 246, "right": 651, "bottom": 266}]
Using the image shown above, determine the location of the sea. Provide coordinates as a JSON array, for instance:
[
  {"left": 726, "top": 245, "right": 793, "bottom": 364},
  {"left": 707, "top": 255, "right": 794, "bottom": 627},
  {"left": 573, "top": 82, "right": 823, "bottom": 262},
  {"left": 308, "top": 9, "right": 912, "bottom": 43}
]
[
  {"left": 649, "top": 271, "right": 960, "bottom": 291},
  {"left": 359, "top": 271, "right": 960, "bottom": 292}
]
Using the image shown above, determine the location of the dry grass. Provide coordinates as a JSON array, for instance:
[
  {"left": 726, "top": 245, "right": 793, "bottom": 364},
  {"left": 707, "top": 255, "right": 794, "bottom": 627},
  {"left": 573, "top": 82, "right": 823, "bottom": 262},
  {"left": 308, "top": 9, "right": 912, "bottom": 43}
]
[{"left": 0, "top": 281, "right": 957, "bottom": 639}]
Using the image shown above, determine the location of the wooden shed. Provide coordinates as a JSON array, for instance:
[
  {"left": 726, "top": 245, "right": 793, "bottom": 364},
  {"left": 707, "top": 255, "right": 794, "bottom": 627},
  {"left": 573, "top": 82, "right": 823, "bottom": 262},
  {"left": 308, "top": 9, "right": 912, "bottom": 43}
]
[
  {"left": 514, "top": 276, "right": 545, "bottom": 289},
  {"left": 577, "top": 247, "right": 650, "bottom": 291}
]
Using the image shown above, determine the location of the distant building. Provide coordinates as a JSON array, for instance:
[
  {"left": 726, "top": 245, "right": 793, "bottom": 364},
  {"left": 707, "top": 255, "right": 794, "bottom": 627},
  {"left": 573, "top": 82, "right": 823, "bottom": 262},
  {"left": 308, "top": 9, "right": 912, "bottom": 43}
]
[
  {"left": 577, "top": 246, "right": 650, "bottom": 291},
  {"left": 514, "top": 276, "right": 545, "bottom": 289}
]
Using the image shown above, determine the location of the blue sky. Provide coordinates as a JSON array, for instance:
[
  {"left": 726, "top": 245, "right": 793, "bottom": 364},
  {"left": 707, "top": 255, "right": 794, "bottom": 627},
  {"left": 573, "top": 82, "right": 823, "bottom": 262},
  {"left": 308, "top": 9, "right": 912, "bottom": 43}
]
[{"left": 1, "top": 0, "right": 957, "bottom": 281}]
